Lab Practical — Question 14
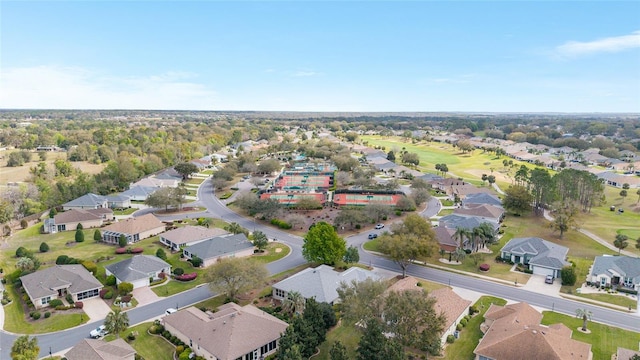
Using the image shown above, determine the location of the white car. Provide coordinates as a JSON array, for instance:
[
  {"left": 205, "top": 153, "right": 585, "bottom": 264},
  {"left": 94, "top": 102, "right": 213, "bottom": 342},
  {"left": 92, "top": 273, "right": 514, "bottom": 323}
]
[
  {"left": 375, "top": 223, "right": 385, "bottom": 229},
  {"left": 165, "top": 308, "right": 178, "bottom": 315},
  {"left": 89, "top": 325, "right": 107, "bottom": 338}
]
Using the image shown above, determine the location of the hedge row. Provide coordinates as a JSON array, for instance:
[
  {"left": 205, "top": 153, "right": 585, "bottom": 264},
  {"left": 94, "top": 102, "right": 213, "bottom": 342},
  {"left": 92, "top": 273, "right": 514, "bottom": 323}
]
[
  {"left": 270, "top": 218, "right": 292, "bottom": 229},
  {"left": 175, "top": 273, "right": 197, "bottom": 281}
]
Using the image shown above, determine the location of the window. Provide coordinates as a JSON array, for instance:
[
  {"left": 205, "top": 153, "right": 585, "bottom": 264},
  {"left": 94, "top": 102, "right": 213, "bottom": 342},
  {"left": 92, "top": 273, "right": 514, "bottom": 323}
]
[
  {"left": 274, "top": 289, "right": 286, "bottom": 298},
  {"left": 41, "top": 296, "right": 51, "bottom": 305},
  {"left": 77, "top": 288, "right": 99, "bottom": 300}
]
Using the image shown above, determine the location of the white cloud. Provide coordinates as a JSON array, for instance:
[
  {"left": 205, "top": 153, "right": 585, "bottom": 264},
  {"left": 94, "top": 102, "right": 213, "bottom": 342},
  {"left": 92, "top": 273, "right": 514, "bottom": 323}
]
[
  {"left": 555, "top": 30, "right": 640, "bottom": 57},
  {"left": 291, "top": 70, "right": 319, "bottom": 77},
  {"left": 0, "top": 65, "right": 218, "bottom": 110}
]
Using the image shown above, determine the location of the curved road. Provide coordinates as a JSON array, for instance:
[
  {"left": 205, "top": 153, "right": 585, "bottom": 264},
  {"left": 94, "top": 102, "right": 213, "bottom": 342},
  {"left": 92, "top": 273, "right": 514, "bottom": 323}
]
[{"left": 1, "top": 178, "right": 638, "bottom": 358}]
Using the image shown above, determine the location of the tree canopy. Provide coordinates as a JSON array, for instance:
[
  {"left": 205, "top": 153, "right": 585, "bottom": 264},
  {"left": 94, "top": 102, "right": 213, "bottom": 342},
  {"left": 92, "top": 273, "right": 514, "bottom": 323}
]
[
  {"left": 206, "top": 258, "right": 268, "bottom": 301},
  {"left": 11, "top": 335, "right": 39, "bottom": 360},
  {"left": 174, "top": 162, "right": 199, "bottom": 180},
  {"left": 302, "top": 222, "right": 346, "bottom": 265}
]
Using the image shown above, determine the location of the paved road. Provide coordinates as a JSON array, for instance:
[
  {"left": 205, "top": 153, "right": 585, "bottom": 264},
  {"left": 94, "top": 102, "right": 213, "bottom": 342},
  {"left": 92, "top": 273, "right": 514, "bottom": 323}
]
[{"left": 2, "top": 178, "right": 638, "bottom": 358}]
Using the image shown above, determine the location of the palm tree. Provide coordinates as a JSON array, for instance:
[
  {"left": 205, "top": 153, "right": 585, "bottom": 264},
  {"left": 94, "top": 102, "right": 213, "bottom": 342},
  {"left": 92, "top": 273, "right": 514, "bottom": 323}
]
[
  {"left": 475, "top": 223, "right": 497, "bottom": 249},
  {"left": 614, "top": 234, "right": 629, "bottom": 255},
  {"left": 282, "top": 291, "right": 305, "bottom": 315},
  {"left": 575, "top": 308, "right": 592, "bottom": 332},
  {"left": 453, "top": 248, "right": 467, "bottom": 263},
  {"left": 453, "top": 227, "right": 470, "bottom": 251},
  {"left": 104, "top": 308, "right": 129, "bottom": 338}
]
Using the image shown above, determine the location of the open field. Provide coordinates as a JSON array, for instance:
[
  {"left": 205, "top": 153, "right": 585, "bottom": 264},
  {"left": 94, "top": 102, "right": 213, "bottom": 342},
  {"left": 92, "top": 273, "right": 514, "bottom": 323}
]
[
  {"left": 541, "top": 311, "right": 640, "bottom": 360},
  {"left": 0, "top": 149, "right": 105, "bottom": 186}
]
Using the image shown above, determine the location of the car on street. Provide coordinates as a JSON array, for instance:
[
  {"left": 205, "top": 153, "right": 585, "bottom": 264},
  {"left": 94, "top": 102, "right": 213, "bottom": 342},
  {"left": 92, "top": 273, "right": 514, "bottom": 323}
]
[
  {"left": 545, "top": 275, "right": 554, "bottom": 284},
  {"left": 89, "top": 325, "right": 108, "bottom": 339},
  {"left": 375, "top": 223, "right": 385, "bottom": 229},
  {"left": 368, "top": 233, "right": 378, "bottom": 239},
  {"left": 165, "top": 308, "right": 178, "bottom": 315}
]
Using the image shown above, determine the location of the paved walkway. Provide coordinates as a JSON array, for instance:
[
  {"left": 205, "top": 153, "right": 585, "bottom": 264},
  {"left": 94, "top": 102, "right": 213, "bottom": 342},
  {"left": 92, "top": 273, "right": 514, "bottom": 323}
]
[{"left": 543, "top": 210, "right": 637, "bottom": 257}]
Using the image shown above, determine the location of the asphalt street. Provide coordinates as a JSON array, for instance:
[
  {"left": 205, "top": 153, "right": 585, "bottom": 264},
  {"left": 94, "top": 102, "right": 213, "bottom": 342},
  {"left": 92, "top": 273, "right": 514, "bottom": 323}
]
[{"left": 1, "top": 177, "right": 638, "bottom": 359}]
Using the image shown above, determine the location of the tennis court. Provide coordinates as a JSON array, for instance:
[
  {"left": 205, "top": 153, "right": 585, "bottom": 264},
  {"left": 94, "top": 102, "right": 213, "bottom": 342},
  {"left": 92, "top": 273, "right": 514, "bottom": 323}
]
[{"left": 333, "top": 193, "right": 401, "bottom": 206}]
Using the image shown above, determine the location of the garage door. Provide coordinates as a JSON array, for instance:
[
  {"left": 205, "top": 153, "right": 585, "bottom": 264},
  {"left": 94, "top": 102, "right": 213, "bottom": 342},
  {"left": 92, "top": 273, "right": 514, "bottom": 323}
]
[{"left": 532, "top": 266, "right": 555, "bottom": 277}]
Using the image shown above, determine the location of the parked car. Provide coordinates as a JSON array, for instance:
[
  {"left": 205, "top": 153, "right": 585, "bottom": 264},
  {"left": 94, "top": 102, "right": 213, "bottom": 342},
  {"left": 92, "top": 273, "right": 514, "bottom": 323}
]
[
  {"left": 545, "top": 275, "right": 554, "bottom": 284},
  {"left": 165, "top": 308, "right": 178, "bottom": 315},
  {"left": 375, "top": 223, "right": 385, "bottom": 229},
  {"left": 368, "top": 233, "right": 378, "bottom": 239},
  {"left": 89, "top": 325, "right": 107, "bottom": 339}
]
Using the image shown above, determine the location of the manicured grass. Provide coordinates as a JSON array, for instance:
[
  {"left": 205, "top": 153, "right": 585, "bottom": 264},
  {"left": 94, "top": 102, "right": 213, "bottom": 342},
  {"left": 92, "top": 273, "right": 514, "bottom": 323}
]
[
  {"left": 443, "top": 296, "right": 507, "bottom": 360},
  {"left": 3, "top": 284, "right": 89, "bottom": 334},
  {"left": 184, "top": 177, "right": 205, "bottom": 185},
  {"left": 541, "top": 311, "right": 640, "bottom": 360},
  {"left": 363, "top": 238, "right": 381, "bottom": 252},
  {"left": 113, "top": 207, "right": 137, "bottom": 215},
  {"left": 437, "top": 209, "right": 455, "bottom": 217},
  {"left": 575, "top": 292, "right": 637, "bottom": 310},
  {"left": 107, "top": 323, "right": 174, "bottom": 360},
  {"left": 252, "top": 243, "right": 291, "bottom": 264},
  {"left": 315, "top": 322, "right": 362, "bottom": 360}
]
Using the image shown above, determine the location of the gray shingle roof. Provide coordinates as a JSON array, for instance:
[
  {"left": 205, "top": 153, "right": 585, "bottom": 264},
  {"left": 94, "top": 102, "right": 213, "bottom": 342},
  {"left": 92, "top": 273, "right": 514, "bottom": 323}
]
[
  {"left": 272, "top": 265, "right": 380, "bottom": 303},
  {"left": 63, "top": 193, "right": 107, "bottom": 208},
  {"left": 65, "top": 338, "right": 136, "bottom": 360},
  {"left": 463, "top": 193, "right": 502, "bottom": 206},
  {"left": 501, "top": 237, "right": 569, "bottom": 270},
  {"left": 20, "top": 265, "right": 103, "bottom": 300},
  {"left": 183, "top": 234, "right": 254, "bottom": 260},
  {"left": 105, "top": 255, "right": 171, "bottom": 283},
  {"left": 439, "top": 214, "right": 499, "bottom": 232},
  {"left": 120, "top": 185, "right": 159, "bottom": 198},
  {"left": 161, "top": 225, "right": 229, "bottom": 245},
  {"left": 591, "top": 256, "right": 640, "bottom": 284}
]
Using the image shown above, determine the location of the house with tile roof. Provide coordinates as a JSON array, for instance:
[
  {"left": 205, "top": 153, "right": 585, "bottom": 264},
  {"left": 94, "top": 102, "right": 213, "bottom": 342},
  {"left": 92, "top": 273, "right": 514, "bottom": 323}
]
[
  {"left": 588, "top": 255, "right": 640, "bottom": 291},
  {"left": 500, "top": 237, "right": 569, "bottom": 278},
  {"left": 63, "top": 193, "right": 108, "bottom": 210},
  {"left": 159, "top": 225, "right": 229, "bottom": 251},
  {"left": 474, "top": 302, "right": 592, "bottom": 360},
  {"left": 44, "top": 208, "right": 114, "bottom": 234},
  {"left": 101, "top": 214, "right": 165, "bottom": 245},
  {"left": 20, "top": 265, "right": 103, "bottom": 309},
  {"left": 162, "top": 303, "right": 288, "bottom": 360},
  {"left": 105, "top": 255, "right": 171, "bottom": 289},
  {"left": 272, "top": 265, "right": 380, "bottom": 304},
  {"left": 386, "top": 277, "right": 471, "bottom": 346},
  {"left": 182, "top": 233, "right": 255, "bottom": 267},
  {"left": 64, "top": 338, "right": 136, "bottom": 360}
]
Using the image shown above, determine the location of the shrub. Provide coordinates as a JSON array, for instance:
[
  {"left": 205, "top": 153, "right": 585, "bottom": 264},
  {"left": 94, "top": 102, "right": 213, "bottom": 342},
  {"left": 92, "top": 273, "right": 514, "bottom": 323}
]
[
  {"left": 16, "top": 247, "right": 29, "bottom": 258},
  {"left": 460, "top": 318, "right": 468, "bottom": 327},
  {"left": 469, "top": 305, "right": 479, "bottom": 315},
  {"left": 173, "top": 268, "right": 184, "bottom": 276},
  {"left": 106, "top": 275, "right": 117, "bottom": 286},
  {"left": 162, "top": 330, "right": 170, "bottom": 338},
  {"left": 479, "top": 264, "right": 490, "bottom": 272},
  {"left": 119, "top": 235, "right": 128, "bottom": 248},
  {"left": 104, "top": 291, "right": 113, "bottom": 300},
  {"left": 270, "top": 218, "right": 292, "bottom": 229},
  {"left": 190, "top": 256, "right": 203, "bottom": 268},
  {"left": 464, "top": 249, "right": 472, "bottom": 254},
  {"left": 618, "top": 287, "right": 638, "bottom": 295},
  {"left": 355, "top": 224, "right": 361, "bottom": 229},
  {"left": 118, "top": 282, "right": 134, "bottom": 295},
  {"left": 158, "top": 272, "right": 166, "bottom": 279},
  {"left": 20, "top": 219, "right": 28, "bottom": 229},
  {"left": 130, "top": 247, "right": 144, "bottom": 254},
  {"left": 48, "top": 299, "right": 63, "bottom": 307},
  {"left": 560, "top": 266, "right": 577, "bottom": 286},
  {"left": 44, "top": 311, "right": 51, "bottom": 318},
  {"left": 456, "top": 323, "right": 463, "bottom": 331},
  {"left": 446, "top": 335, "right": 455, "bottom": 343},
  {"left": 127, "top": 332, "right": 136, "bottom": 341},
  {"left": 175, "top": 273, "right": 197, "bottom": 281},
  {"left": 121, "top": 295, "right": 132, "bottom": 303},
  {"left": 176, "top": 345, "right": 184, "bottom": 355},
  {"left": 74, "top": 301, "right": 83, "bottom": 309},
  {"left": 82, "top": 261, "right": 98, "bottom": 274},
  {"left": 156, "top": 248, "right": 167, "bottom": 260},
  {"left": 99, "top": 288, "right": 110, "bottom": 298},
  {"left": 75, "top": 229, "right": 85, "bottom": 243},
  {"left": 395, "top": 210, "right": 402, "bottom": 216},
  {"left": 31, "top": 311, "right": 41, "bottom": 320},
  {"left": 94, "top": 229, "right": 102, "bottom": 242},
  {"left": 76, "top": 223, "right": 83, "bottom": 230},
  {"left": 39, "top": 242, "right": 49, "bottom": 253},
  {"left": 115, "top": 248, "right": 128, "bottom": 254},
  {"left": 524, "top": 269, "right": 533, "bottom": 274}
]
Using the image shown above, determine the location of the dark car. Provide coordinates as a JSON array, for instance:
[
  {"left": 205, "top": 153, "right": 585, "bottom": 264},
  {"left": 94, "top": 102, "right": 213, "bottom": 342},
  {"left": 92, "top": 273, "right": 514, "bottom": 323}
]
[{"left": 368, "top": 233, "right": 378, "bottom": 239}]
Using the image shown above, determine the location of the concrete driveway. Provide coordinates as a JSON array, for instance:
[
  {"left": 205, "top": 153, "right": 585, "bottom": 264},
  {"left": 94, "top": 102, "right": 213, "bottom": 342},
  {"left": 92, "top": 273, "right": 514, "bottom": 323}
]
[
  {"left": 83, "top": 297, "right": 112, "bottom": 323},
  {"left": 521, "top": 274, "right": 562, "bottom": 297},
  {"left": 133, "top": 286, "right": 160, "bottom": 306}
]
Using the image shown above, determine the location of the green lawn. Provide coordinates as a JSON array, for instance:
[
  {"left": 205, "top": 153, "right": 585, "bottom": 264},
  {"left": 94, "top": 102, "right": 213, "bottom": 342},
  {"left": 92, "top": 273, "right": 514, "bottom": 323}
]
[
  {"left": 3, "top": 284, "right": 89, "bottom": 334},
  {"left": 105, "top": 323, "right": 174, "bottom": 360},
  {"left": 113, "top": 207, "right": 137, "bottom": 215},
  {"left": 575, "top": 292, "right": 637, "bottom": 310},
  {"left": 315, "top": 322, "right": 362, "bottom": 360},
  {"left": 541, "top": 311, "right": 640, "bottom": 360},
  {"left": 443, "top": 296, "right": 507, "bottom": 360},
  {"left": 184, "top": 177, "right": 205, "bottom": 185},
  {"left": 437, "top": 209, "right": 455, "bottom": 217},
  {"left": 252, "top": 243, "right": 291, "bottom": 264}
]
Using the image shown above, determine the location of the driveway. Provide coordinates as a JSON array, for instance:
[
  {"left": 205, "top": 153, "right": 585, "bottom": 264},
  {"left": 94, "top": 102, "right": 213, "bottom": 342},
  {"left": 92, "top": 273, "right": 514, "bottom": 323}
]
[
  {"left": 133, "top": 286, "right": 161, "bottom": 306},
  {"left": 521, "top": 274, "right": 561, "bottom": 297},
  {"left": 82, "top": 297, "right": 112, "bottom": 323}
]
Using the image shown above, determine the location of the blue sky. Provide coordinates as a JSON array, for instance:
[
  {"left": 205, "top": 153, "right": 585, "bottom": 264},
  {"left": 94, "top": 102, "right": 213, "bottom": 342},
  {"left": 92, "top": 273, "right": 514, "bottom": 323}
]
[{"left": 1, "top": 1, "right": 639, "bottom": 112}]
